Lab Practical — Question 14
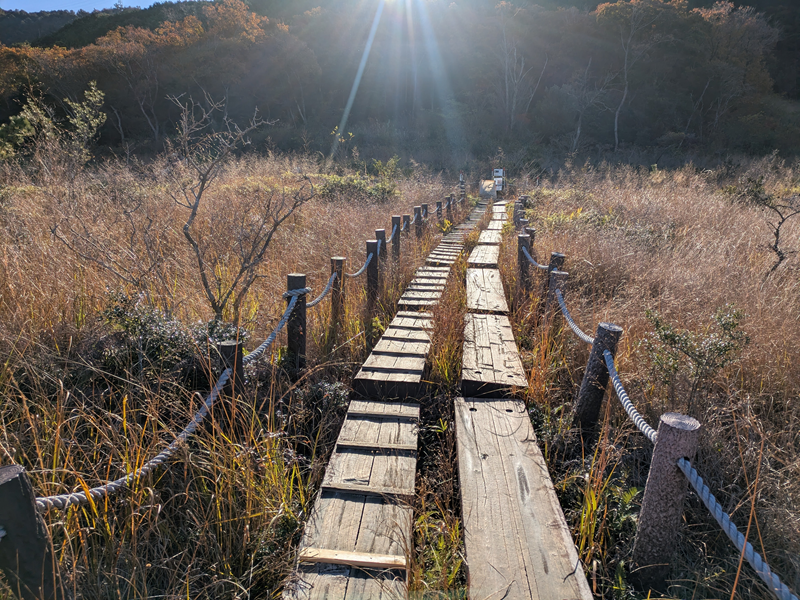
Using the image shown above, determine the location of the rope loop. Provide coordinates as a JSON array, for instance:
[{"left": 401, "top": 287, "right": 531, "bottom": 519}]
[
  {"left": 521, "top": 245, "right": 549, "bottom": 271},
  {"left": 307, "top": 273, "right": 337, "bottom": 308},
  {"left": 603, "top": 350, "right": 658, "bottom": 443},
  {"left": 283, "top": 287, "right": 311, "bottom": 299},
  {"left": 555, "top": 290, "right": 594, "bottom": 345},
  {"left": 678, "top": 458, "right": 799, "bottom": 600},
  {"left": 345, "top": 252, "right": 373, "bottom": 278}
]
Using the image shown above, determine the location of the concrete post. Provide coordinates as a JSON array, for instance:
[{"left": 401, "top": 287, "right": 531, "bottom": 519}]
[{"left": 632, "top": 413, "right": 701, "bottom": 590}]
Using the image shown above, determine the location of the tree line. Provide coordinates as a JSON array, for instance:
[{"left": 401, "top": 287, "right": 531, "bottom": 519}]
[{"left": 0, "top": 0, "right": 798, "bottom": 167}]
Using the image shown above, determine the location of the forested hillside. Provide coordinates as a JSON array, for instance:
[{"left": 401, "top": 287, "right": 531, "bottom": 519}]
[{"left": 1, "top": 0, "right": 798, "bottom": 166}]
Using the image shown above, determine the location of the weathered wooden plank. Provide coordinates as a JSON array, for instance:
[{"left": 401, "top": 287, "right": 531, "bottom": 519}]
[
  {"left": 477, "top": 230, "right": 502, "bottom": 245},
  {"left": 461, "top": 313, "right": 528, "bottom": 397},
  {"left": 373, "top": 338, "right": 430, "bottom": 355},
  {"left": 467, "top": 244, "right": 500, "bottom": 268},
  {"left": 455, "top": 397, "right": 593, "bottom": 600},
  {"left": 347, "top": 400, "right": 420, "bottom": 420},
  {"left": 362, "top": 353, "right": 427, "bottom": 372},
  {"left": 336, "top": 440, "right": 417, "bottom": 452},
  {"left": 381, "top": 327, "right": 430, "bottom": 343},
  {"left": 321, "top": 482, "right": 414, "bottom": 502},
  {"left": 298, "top": 548, "right": 406, "bottom": 570},
  {"left": 466, "top": 268, "right": 508, "bottom": 314},
  {"left": 487, "top": 220, "right": 504, "bottom": 231}
]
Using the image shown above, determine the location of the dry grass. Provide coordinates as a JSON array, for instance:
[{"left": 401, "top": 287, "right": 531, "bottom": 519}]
[
  {"left": 504, "top": 157, "right": 800, "bottom": 599},
  {"left": 0, "top": 150, "right": 453, "bottom": 598}
]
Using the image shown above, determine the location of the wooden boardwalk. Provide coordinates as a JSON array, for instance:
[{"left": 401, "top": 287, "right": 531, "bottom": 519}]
[
  {"left": 461, "top": 312, "right": 528, "bottom": 397},
  {"left": 455, "top": 397, "right": 593, "bottom": 600},
  {"left": 467, "top": 244, "right": 499, "bottom": 268},
  {"left": 287, "top": 197, "right": 592, "bottom": 600},
  {"left": 466, "top": 268, "right": 508, "bottom": 314},
  {"left": 398, "top": 265, "right": 450, "bottom": 310},
  {"left": 353, "top": 311, "right": 432, "bottom": 399},
  {"left": 477, "top": 229, "right": 502, "bottom": 245},
  {"left": 284, "top": 399, "right": 418, "bottom": 600}
]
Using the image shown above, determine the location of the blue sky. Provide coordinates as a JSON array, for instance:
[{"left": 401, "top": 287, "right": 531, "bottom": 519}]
[{"left": 1, "top": 1, "right": 166, "bottom": 11}]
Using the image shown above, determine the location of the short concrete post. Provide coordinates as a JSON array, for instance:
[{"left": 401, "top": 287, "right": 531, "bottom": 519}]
[
  {"left": 421, "top": 203, "right": 429, "bottom": 221},
  {"left": 402, "top": 214, "right": 411, "bottom": 237},
  {"left": 573, "top": 323, "right": 624, "bottom": 432},
  {"left": 544, "top": 270, "right": 569, "bottom": 323},
  {"left": 366, "top": 240, "right": 379, "bottom": 312},
  {"left": 436, "top": 201, "right": 443, "bottom": 223},
  {"left": 287, "top": 273, "right": 307, "bottom": 371},
  {"left": 217, "top": 340, "right": 244, "bottom": 397},
  {"left": 391, "top": 216, "right": 401, "bottom": 261},
  {"left": 331, "top": 257, "right": 345, "bottom": 339},
  {"left": 375, "top": 228, "right": 387, "bottom": 266},
  {"left": 0, "top": 466, "right": 66, "bottom": 600},
  {"left": 517, "top": 234, "right": 531, "bottom": 295},
  {"left": 414, "top": 206, "right": 423, "bottom": 239},
  {"left": 632, "top": 413, "right": 701, "bottom": 589}
]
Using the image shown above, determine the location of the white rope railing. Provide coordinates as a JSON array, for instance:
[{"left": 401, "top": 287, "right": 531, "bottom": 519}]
[
  {"left": 603, "top": 350, "right": 658, "bottom": 443},
  {"left": 36, "top": 369, "right": 231, "bottom": 511},
  {"left": 521, "top": 245, "right": 549, "bottom": 271},
  {"left": 603, "top": 349, "right": 797, "bottom": 600},
  {"left": 388, "top": 223, "right": 398, "bottom": 244},
  {"left": 35, "top": 283, "right": 310, "bottom": 511},
  {"left": 306, "top": 273, "right": 336, "bottom": 308},
  {"left": 678, "top": 458, "right": 799, "bottom": 600},
  {"left": 345, "top": 253, "right": 373, "bottom": 278},
  {"left": 555, "top": 289, "right": 595, "bottom": 345}
]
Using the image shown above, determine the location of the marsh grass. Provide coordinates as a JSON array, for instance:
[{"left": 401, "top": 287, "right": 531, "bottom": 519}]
[
  {"left": 0, "top": 150, "right": 453, "bottom": 598},
  {"left": 506, "top": 158, "right": 800, "bottom": 599}
]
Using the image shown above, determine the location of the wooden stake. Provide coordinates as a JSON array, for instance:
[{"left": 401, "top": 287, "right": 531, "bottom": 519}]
[
  {"left": 287, "top": 273, "right": 307, "bottom": 372},
  {"left": 573, "top": 322, "right": 623, "bottom": 432}
]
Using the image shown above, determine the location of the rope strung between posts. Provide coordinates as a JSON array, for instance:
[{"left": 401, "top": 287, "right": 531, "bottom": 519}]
[
  {"left": 521, "top": 245, "right": 549, "bottom": 271},
  {"left": 345, "top": 253, "right": 373, "bottom": 278},
  {"left": 677, "top": 458, "right": 799, "bottom": 600},
  {"left": 36, "top": 369, "right": 231, "bottom": 512},
  {"left": 555, "top": 290, "right": 594, "bottom": 345},
  {"left": 306, "top": 273, "right": 337, "bottom": 308},
  {"left": 603, "top": 350, "right": 658, "bottom": 444},
  {"left": 603, "top": 338, "right": 797, "bottom": 600},
  {"left": 388, "top": 223, "right": 398, "bottom": 244},
  {"left": 246, "top": 292, "right": 301, "bottom": 364},
  {"left": 35, "top": 284, "right": 307, "bottom": 511}
]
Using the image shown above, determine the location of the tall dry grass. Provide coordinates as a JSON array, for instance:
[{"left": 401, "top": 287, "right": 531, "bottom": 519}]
[
  {"left": 0, "top": 150, "right": 453, "bottom": 598},
  {"left": 503, "top": 157, "right": 800, "bottom": 599}
]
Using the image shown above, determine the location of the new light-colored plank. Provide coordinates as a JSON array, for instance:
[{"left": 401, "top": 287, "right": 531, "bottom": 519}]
[
  {"left": 461, "top": 313, "right": 528, "bottom": 397},
  {"left": 467, "top": 244, "right": 499, "bottom": 268},
  {"left": 466, "top": 268, "right": 508, "bottom": 314},
  {"left": 299, "top": 548, "right": 407, "bottom": 570},
  {"left": 455, "top": 397, "right": 593, "bottom": 600}
]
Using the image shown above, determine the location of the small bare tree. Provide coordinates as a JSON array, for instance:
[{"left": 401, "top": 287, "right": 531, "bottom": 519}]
[{"left": 167, "top": 94, "right": 314, "bottom": 321}]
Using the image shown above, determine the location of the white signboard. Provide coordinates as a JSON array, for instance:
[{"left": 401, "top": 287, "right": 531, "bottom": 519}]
[
  {"left": 493, "top": 168, "right": 505, "bottom": 177},
  {"left": 494, "top": 177, "right": 504, "bottom": 191}
]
